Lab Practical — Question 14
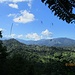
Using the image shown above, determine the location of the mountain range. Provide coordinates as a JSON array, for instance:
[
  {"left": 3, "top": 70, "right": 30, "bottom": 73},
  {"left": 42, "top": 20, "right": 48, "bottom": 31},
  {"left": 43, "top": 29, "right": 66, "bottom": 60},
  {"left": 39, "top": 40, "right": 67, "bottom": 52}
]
[
  {"left": 1, "top": 37, "right": 75, "bottom": 47},
  {"left": 15, "top": 38, "right": 75, "bottom": 47}
]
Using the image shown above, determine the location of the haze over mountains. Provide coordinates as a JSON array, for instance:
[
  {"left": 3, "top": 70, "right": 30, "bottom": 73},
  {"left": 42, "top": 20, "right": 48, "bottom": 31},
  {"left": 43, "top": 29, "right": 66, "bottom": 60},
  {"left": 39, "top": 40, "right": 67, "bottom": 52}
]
[
  {"left": 1, "top": 37, "right": 75, "bottom": 47},
  {"left": 17, "top": 38, "right": 75, "bottom": 47}
]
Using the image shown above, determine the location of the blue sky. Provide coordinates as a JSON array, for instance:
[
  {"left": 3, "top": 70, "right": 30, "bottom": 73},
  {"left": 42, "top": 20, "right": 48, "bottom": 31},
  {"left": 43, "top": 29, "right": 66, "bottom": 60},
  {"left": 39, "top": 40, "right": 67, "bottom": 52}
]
[{"left": 0, "top": 0, "right": 75, "bottom": 40}]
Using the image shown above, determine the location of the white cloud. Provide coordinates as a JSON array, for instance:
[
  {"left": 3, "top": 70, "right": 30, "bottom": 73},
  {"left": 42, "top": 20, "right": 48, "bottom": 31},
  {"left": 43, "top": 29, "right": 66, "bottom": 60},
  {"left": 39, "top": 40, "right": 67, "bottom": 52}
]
[
  {"left": 0, "top": 28, "right": 5, "bottom": 31},
  {"left": 41, "top": 29, "right": 53, "bottom": 39},
  {"left": 0, "top": 0, "right": 33, "bottom": 8},
  {"left": 25, "top": 29, "right": 53, "bottom": 40},
  {"left": 3, "top": 29, "right": 53, "bottom": 40},
  {"left": 10, "top": 0, "right": 26, "bottom": 3},
  {"left": 17, "top": 34, "right": 23, "bottom": 38},
  {"left": 4, "top": 34, "right": 24, "bottom": 38},
  {"left": 25, "top": 33, "right": 41, "bottom": 41},
  {"left": 41, "top": 29, "right": 52, "bottom": 36},
  {"left": 0, "top": 0, "right": 31, "bottom": 3},
  {"left": 27, "top": 0, "right": 32, "bottom": 8},
  {"left": 10, "top": 34, "right": 16, "bottom": 38},
  {"left": 13, "top": 10, "right": 35, "bottom": 23},
  {"left": 4, "top": 34, "right": 16, "bottom": 38},
  {"left": 10, "top": 34, "right": 25, "bottom": 39},
  {"left": 9, "top": 3, "right": 18, "bottom": 9},
  {"left": 8, "top": 13, "right": 17, "bottom": 17}
]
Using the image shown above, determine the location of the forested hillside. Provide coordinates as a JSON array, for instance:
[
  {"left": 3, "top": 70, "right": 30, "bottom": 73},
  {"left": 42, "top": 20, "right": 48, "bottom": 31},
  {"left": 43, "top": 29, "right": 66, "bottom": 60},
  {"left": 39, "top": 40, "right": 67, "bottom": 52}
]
[{"left": 0, "top": 39, "right": 75, "bottom": 75}]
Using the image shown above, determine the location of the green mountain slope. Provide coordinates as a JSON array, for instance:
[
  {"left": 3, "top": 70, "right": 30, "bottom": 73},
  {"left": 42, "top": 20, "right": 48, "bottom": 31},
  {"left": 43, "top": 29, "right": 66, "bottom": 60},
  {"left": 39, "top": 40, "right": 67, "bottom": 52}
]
[
  {"left": 1, "top": 39, "right": 75, "bottom": 75},
  {"left": 2, "top": 38, "right": 75, "bottom": 63}
]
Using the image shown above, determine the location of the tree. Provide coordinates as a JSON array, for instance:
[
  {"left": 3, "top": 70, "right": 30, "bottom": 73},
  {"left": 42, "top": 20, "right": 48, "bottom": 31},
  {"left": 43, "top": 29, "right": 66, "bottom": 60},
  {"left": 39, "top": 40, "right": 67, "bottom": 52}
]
[
  {"left": 0, "top": 31, "right": 8, "bottom": 75},
  {"left": 41, "top": 0, "right": 75, "bottom": 23},
  {"left": 0, "top": 31, "right": 2, "bottom": 38}
]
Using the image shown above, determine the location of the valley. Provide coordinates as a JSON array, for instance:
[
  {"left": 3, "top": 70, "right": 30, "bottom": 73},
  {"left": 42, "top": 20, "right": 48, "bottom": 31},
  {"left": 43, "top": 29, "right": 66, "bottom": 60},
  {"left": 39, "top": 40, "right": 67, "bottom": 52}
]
[{"left": 0, "top": 38, "right": 75, "bottom": 75}]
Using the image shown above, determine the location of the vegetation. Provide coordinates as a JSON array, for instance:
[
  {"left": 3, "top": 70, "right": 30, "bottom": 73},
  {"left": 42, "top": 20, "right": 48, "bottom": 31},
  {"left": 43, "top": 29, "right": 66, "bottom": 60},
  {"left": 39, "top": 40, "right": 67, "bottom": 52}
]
[
  {"left": 1, "top": 1, "right": 75, "bottom": 74},
  {"left": 0, "top": 31, "right": 8, "bottom": 75},
  {"left": 0, "top": 31, "right": 2, "bottom": 38},
  {"left": 0, "top": 39, "right": 75, "bottom": 75},
  {"left": 41, "top": 0, "right": 75, "bottom": 23}
]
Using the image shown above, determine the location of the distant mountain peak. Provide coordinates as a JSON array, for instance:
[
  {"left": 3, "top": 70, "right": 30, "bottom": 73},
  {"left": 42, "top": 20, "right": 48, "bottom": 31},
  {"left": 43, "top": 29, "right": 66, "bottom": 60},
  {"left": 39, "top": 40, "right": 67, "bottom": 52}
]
[
  {"left": 3, "top": 38, "right": 21, "bottom": 45},
  {"left": 17, "top": 37, "right": 75, "bottom": 47},
  {"left": 1, "top": 37, "right": 75, "bottom": 47},
  {"left": 6, "top": 38, "right": 19, "bottom": 42}
]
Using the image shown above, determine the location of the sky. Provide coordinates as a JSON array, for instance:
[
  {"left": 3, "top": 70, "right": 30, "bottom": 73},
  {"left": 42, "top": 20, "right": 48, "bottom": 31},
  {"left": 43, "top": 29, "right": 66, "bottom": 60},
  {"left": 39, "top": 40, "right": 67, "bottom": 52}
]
[{"left": 0, "top": 0, "right": 75, "bottom": 41}]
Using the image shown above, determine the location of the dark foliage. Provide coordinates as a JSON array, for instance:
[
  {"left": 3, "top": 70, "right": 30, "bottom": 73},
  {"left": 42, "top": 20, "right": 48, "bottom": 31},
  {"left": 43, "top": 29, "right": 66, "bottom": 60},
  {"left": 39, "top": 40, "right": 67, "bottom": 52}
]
[
  {"left": 0, "top": 32, "right": 8, "bottom": 75},
  {"left": 41, "top": 0, "right": 75, "bottom": 23},
  {"left": 0, "top": 31, "right": 2, "bottom": 38}
]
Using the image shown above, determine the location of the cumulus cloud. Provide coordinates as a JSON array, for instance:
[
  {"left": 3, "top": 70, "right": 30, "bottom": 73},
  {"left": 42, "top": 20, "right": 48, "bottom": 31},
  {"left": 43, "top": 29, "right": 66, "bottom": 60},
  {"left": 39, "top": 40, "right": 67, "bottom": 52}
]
[
  {"left": 0, "top": 0, "right": 32, "bottom": 3},
  {"left": 41, "top": 29, "right": 52, "bottom": 36},
  {"left": 10, "top": 34, "right": 16, "bottom": 38},
  {"left": 9, "top": 3, "right": 18, "bottom": 9},
  {"left": 13, "top": 10, "right": 35, "bottom": 23},
  {"left": 10, "top": 34, "right": 25, "bottom": 39},
  {"left": 4, "top": 33, "right": 41, "bottom": 40},
  {"left": 25, "top": 29, "right": 53, "bottom": 40},
  {"left": 41, "top": 29, "right": 53, "bottom": 39},
  {"left": 4, "top": 34, "right": 16, "bottom": 38},
  {"left": 0, "top": 0, "right": 24, "bottom": 3},
  {"left": 25, "top": 33, "right": 41, "bottom": 41},
  {"left": 0, "top": 28, "right": 5, "bottom": 31},
  {"left": 4, "top": 29, "right": 53, "bottom": 40},
  {"left": 4, "top": 34, "right": 24, "bottom": 39},
  {"left": 0, "top": 0, "right": 33, "bottom": 8}
]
